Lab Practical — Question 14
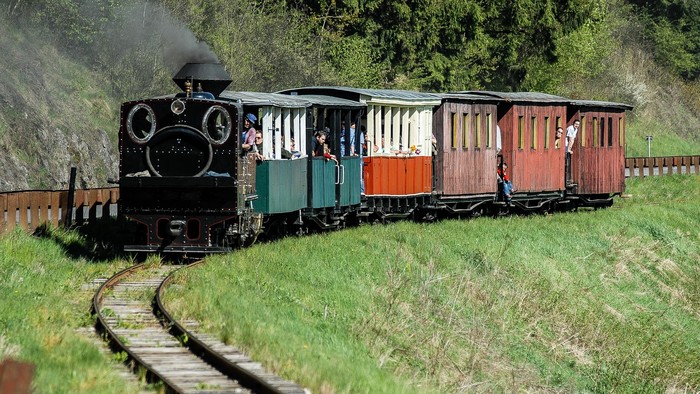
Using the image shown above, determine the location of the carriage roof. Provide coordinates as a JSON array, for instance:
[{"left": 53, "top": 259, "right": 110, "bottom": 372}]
[
  {"left": 454, "top": 91, "right": 570, "bottom": 104},
  {"left": 437, "top": 92, "right": 504, "bottom": 102},
  {"left": 278, "top": 86, "right": 442, "bottom": 106},
  {"left": 220, "top": 91, "right": 364, "bottom": 108},
  {"left": 568, "top": 99, "right": 634, "bottom": 111}
]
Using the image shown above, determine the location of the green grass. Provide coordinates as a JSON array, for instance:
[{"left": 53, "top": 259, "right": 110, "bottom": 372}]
[
  {"left": 0, "top": 226, "right": 144, "bottom": 393},
  {"left": 163, "top": 175, "right": 700, "bottom": 393}
]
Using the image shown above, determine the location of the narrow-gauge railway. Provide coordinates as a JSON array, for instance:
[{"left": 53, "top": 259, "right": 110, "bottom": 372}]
[
  {"left": 93, "top": 262, "right": 305, "bottom": 393},
  {"left": 118, "top": 62, "right": 633, "bottom": 254}
]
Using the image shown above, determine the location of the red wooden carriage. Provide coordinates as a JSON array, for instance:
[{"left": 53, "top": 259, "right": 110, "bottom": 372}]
[
  {"left": 462, "top": 92, "right": 570, "bottom": 209},
  {"left": 567, "top": 100, "right": 633, "bottom": 204},
  {"left": 432, "top": 93, "right": 501, "bottom": 213}
]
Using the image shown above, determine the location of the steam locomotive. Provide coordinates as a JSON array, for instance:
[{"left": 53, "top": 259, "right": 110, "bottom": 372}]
[{"left": 118, "top": 63, "right": 631, "bottom": 253}]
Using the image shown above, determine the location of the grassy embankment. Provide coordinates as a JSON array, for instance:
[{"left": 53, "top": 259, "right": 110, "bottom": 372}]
[
  {"left": 626, "top": 119, "right": 700, "bottom": 157},
  {"left": 0, "top": 228, "right": 149, "bottom": 393},
  {"left": 0, "top": 175, "right": 698, "bottom": 393},
  {"left": 163, "top": 175, "right": 700, "bottom": 393}
]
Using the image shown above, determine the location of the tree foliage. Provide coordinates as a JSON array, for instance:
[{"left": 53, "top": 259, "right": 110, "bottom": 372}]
[
  {"left": 627, "top": 0, "right": 700, "bottom": 80},
  {"left": 4, "top": 0, "right": 700, "bottom": 94}
]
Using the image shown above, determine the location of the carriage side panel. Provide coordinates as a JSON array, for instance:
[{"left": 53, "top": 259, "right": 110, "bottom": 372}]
[{"left": 568, "top": 108, "right": 626, "bottom": 195}]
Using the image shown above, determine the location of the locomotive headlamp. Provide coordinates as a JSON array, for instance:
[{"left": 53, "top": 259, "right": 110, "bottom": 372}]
[{"left": 171, "top": 99, "right": 186, "bottom": 115}]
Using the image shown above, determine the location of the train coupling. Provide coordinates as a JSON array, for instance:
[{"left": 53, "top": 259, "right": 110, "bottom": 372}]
[{"left": 168, "top": 220, "right": 186, "bottom": 237}]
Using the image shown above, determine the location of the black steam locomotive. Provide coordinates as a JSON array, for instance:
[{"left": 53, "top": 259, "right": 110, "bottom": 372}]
[{"left": 119, "top": 63, "right": 261, "bottom": 252}]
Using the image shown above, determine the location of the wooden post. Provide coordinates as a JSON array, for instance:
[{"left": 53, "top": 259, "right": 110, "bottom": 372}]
[
  {"left": 6, "top": 193, "right": 18, "bottom": 232},
  {"left": 656, "top": 157, "right": 664, "bottom": 176},
  {"left": 29, "top": 192, "right": 48, "bottom": 231},
  {"left": 49, "top": 192, "right": 60, "bottom": 227},
  {"left": 672, "top": 156, "right": 681, "bottom": 175},
  {"left": 625, "top": 158, "right": 633, "bottom": 177},
  {"left": 18, "top": 193, "right": 29, "bottom": 231},
  {"left": 0, "top": 193, "right": 6, "bottom": 233},
  {"left": 634, "top": 158, "right": 643, "bottom": 177},
  {"left": 65, "top": 167, "right": 77, "bottom": 227}
]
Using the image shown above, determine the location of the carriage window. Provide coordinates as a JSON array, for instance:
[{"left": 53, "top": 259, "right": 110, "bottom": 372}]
[
  {"left": 451, "top": 112, "right": 457, "bottom": 149},
  {"left": 486, "top": 113, "right": 493, "bottom": 148},
  {"left": 463, "top": 113, "right": 469, "bottom": 149},
  {"left": 544, "top": 116, "right": 550, "bottom": 149},
  {"left": 619, "top": 117, "right": 625, "bottom": 147},
  {"left": 608, "top": 117, "right": 613, "bottom": 147},
  {"left": 592, "top": 117, "right": 598, "bottom": 147},
  {"left": 474, "top": 113, "right": 481, "bottom": 148},
  {"left": 531, "top": 116, "right": 537, "bottom": 150},
  {"left": 556, "top": 116, "right": 562, "bottom": 129},
  {"left": 600, "top": 117, "right": 606, "bottom": 147},
  {"left": 580, "top": 117, "right": 586, "bottom": 147},
  {"left": 518, "top": 116, "right": 524, "bottom": 149}
]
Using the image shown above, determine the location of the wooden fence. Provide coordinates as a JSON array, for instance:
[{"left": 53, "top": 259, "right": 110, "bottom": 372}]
[
  {"left": 0, "top": 187, "right": 119, "bottom": 234},
  {"left": 626, "top": 155, "right": 700, "bottom": 177}
]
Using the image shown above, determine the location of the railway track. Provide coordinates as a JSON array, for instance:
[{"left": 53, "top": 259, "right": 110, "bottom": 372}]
[{"left": 93, "top": 261, "right": 305, "bottom": 394}]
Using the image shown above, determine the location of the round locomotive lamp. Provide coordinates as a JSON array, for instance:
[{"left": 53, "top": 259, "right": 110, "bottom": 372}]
[
  {"left": 202, "top": 105, "right": 231, "bottom": 145},
  {"left": 171, "top": 99, "right": 186, "bottom": 115},
  {"left": 127, "top": 104, "right": 156, "bottom": 143}
]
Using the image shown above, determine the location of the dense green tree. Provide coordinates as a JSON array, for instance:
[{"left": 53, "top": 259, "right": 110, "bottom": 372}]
[
  {"left": 5, "top": 0, "right": 700, "bottom": 93},
  {"left": 286, "top": 0, "right": 606, "bottom": 91},
  {"left": 627, "top": 0, "right": 700, "bottom": 80}
]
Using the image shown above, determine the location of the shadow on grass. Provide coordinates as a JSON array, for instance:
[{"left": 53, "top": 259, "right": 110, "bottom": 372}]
[{"left": 32, "top": 217, "right": 141, "bottom": 262}]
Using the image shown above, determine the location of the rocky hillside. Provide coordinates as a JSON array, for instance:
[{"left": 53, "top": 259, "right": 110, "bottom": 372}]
[{"left": 0, "top": 19, "right": 118, "bottom": 192}]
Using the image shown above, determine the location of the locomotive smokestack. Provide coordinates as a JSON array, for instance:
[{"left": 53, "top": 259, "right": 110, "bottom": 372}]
[{"left": 173, "top": 63, "right": 232, "bottom": 97}]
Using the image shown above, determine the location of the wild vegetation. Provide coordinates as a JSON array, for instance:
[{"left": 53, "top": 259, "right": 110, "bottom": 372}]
[
  {"left": 0, "top": 175, "right": 698, "bottom": 392},
  {"left": 160, "top": 175, "right": 700, "bottom": 392},
  {"left": 0, "top": 226, "right": 145, "bottom": 392},
  {"left": 0, "top": 0, "right": 699, "bottom": 191}
]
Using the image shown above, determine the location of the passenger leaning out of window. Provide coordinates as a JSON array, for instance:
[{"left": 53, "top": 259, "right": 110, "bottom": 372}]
[
  {"left": 241, "top": 113, "right": 258, "bottom": 152},
  {"left": 312, "top": 130, "right": 338, "bottom": 164}
]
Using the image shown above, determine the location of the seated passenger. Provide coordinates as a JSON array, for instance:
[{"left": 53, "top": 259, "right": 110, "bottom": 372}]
[
  {"left": 497, "top": 162, "right": 515, "bottom": 203},
  {"left": 253, "top": 130, "right": 265, "bottom": 162},
  {"left": 281, "top": 138, "right": 302, "bottom": 159},
  {"left": 372, "top": 136, "right": 386, "bottom": 154}
]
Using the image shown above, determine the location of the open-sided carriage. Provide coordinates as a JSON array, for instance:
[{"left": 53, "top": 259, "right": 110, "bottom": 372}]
[
  {"left": 280, "top": 87, "right": 442, "bottom": 222},
  {"left": 222, "top": 91, "right": 365, "bottom": 234}
]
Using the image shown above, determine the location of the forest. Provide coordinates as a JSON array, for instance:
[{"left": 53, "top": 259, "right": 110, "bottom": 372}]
[
  {"left": 4, "top": 0, "right": 699, "bottom": 97},
  {"left": 0, "top": 0, "right": 699, "bottom": 190}
]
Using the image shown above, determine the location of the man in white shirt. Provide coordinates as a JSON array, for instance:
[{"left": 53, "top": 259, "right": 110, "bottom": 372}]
[
  {"left": 565, "top": 120, "right": 580, "bottom": 186},
  {"left": 566, "top": 120, "right": 580, "bottom": 154}
]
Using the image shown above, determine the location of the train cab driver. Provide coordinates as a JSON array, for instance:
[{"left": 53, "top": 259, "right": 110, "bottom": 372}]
[{"left": 241, "top": 113, "right": 258, "bottom": 152}]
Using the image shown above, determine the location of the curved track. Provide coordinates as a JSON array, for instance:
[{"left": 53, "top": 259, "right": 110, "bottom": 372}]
[{"left": 93, "top": 262, "right": 305, "bottom": 394}]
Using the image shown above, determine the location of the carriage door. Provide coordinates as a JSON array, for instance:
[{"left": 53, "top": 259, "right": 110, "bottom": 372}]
[
  {"left": 308, "top": 107, "right": 337, "bottom": 209},
  {"left": 338, "top": 110, "right": 362, "bottom": 207}
]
